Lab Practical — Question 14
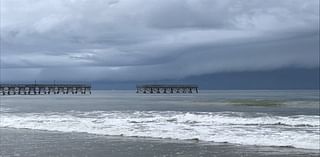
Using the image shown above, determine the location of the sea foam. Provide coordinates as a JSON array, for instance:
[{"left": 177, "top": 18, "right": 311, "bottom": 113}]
[{"left": 1, "top": 111, "right": 319, "bottom": 150}]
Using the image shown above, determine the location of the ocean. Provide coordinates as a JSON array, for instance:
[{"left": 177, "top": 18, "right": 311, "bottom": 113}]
[{"left": 0, "top": 90, "right": 319, "bottom": 156}]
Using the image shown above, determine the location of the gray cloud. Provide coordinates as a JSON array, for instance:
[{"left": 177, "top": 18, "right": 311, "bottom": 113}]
[{"left": 1, "top": 0, "right": 319, "bottom": 82}]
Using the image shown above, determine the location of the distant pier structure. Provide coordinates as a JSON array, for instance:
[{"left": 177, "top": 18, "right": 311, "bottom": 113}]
[
  {"left": 136, "top": 84, "right": 198, "bottom": 94},
  {"left": 0, "top": 84, "right": 91, "bottom": 95}
]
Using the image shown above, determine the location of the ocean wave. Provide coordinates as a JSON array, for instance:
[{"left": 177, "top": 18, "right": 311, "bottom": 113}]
[
  {"left": 0, "top": 107, "right": 12, "bottom": 113},
  {"left": 0, "top": 111, "right": 319, "bottom": 150}
]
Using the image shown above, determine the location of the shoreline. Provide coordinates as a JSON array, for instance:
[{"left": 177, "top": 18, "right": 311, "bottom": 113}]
[{"left": 1, "top": 127, "right": 319, "bottom": 157}]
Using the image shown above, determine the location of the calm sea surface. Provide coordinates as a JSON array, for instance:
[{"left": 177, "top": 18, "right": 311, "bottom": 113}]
[{"left": 0, "top": 90, "right": 319, "bottom": 151}]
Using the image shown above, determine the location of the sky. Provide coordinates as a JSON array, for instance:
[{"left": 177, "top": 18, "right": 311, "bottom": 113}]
[{"left": 0, "top": 0, "right": 319, "bottom": 89}]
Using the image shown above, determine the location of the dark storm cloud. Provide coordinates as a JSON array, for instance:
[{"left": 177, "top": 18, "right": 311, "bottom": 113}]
[{"left": 0, "top": 0, "right": 319, "bottom": 81}]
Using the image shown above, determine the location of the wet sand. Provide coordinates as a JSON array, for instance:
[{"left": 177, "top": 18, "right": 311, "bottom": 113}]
[{"left": 0, "top": 128, "right": 319, "bottom": 157}]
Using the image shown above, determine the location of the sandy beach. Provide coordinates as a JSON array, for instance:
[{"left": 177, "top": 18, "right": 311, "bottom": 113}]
[{"left": 1, "top": 128, "right": 319, "bottom": 157}]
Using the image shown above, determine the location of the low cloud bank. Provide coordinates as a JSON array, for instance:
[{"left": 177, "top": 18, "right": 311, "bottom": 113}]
[{"left": 1, "top": 0, "right": 319, "bottom": 82}]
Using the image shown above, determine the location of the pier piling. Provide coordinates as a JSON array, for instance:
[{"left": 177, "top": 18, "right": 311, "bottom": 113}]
[
  {"left": 136, "top": 84, "right": 198, "bottom": 94},
  {"left": 0, "top": 84, "right": 91, "bottom": 95}
]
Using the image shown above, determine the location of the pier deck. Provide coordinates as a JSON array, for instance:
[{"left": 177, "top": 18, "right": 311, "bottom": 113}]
[
  {"left": 0, "top": 84, "right": 91, "bottom": 95},
  {"left": 136, "top": 84, "right": 198, "bottom": 94}
]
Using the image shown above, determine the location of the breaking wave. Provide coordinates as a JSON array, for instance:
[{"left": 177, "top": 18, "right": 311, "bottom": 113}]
[{"left": 0, "top": 111, "right": 319, "bottom": 150}]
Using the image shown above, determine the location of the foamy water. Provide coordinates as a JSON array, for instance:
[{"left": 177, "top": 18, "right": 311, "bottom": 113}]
[{"left": 1, "top": 111, "right": 319, "bottom": 150}]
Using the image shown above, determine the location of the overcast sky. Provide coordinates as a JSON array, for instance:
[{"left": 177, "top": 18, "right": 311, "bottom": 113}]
[{"left": 0, "top": 0, "right": 319, "bottom": 83}]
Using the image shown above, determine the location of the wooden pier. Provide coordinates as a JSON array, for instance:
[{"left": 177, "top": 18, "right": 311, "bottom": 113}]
[
  {"left": 136, "top": 84, "right": 198, "bottom": 94},
  {"left": 0, "top": 84, "right": 91, "bottom": 95}
]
